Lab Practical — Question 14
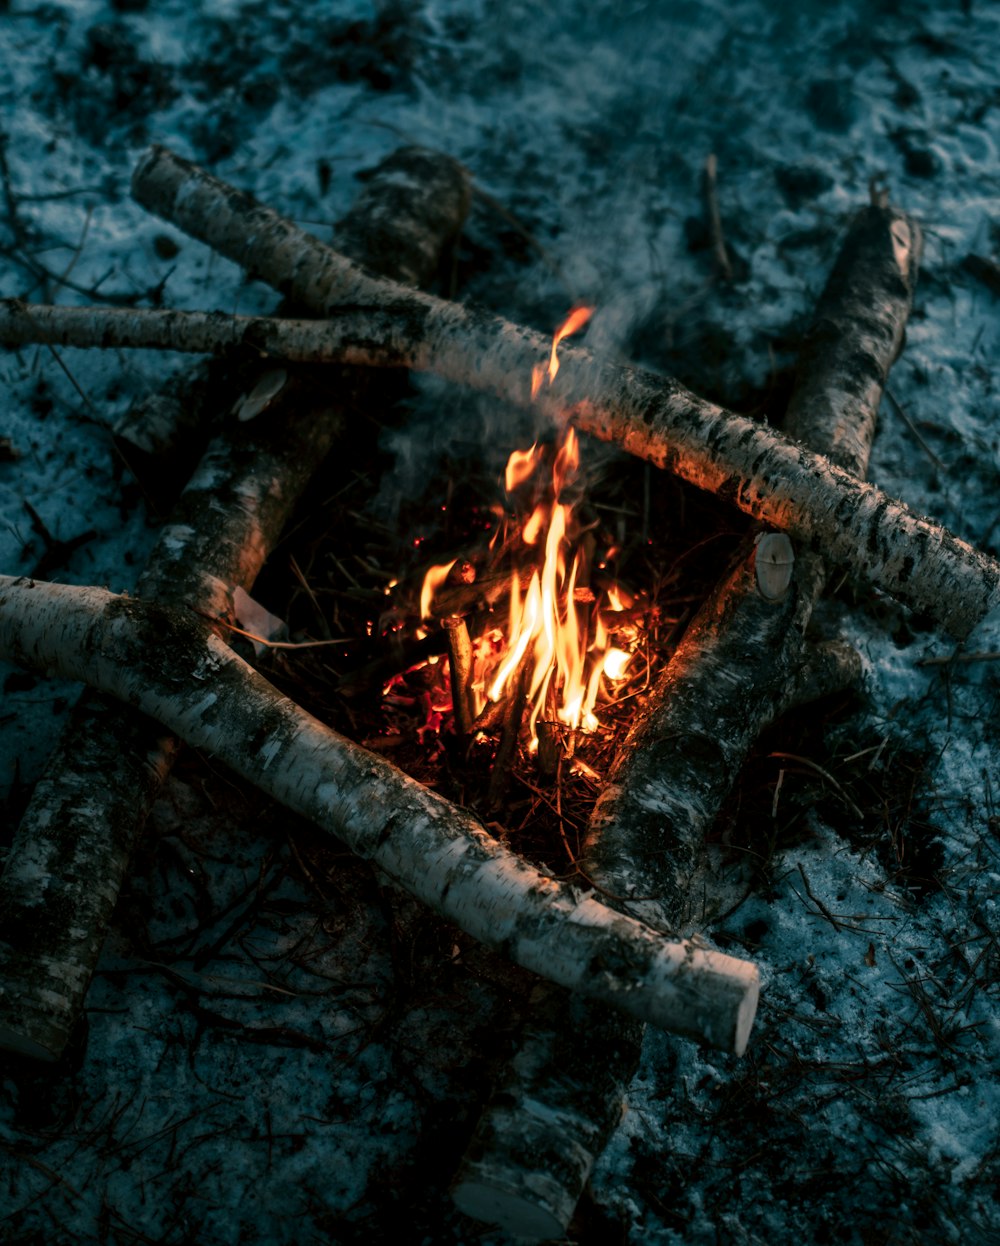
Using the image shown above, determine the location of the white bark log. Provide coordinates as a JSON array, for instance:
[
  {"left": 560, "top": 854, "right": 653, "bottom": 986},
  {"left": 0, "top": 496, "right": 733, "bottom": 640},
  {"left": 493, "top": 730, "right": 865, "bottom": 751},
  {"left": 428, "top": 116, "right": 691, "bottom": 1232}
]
[
  {"left": 784, "top": 203, "right": 919, "bottom": 477},
  {"left": 120, "top": 145, "right": 997, "bottom": 638},
  {"left": 0, "top": 576, "right": 760, "bottom": 1051},
  {"left": 586, "top": 202, "right": 920, "bottom": 928},
  {"left": 0, "top": 147, "right": 470, "bottom": 1062}
]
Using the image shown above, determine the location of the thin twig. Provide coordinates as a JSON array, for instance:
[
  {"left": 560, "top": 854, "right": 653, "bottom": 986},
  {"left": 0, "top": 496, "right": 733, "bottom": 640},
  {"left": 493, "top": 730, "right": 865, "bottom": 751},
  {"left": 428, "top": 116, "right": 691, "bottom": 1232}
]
[
  {"left": 884, "top": 388, "right": 944, "bottom": 470},
  {"left": 192, "top": 610, "right": 353, "bottom": 650},
  {"left": 794, "top": 862, "right": 846, "bottom": 932},
  {"left": 703, "top": 153, "right": 733, "bottom": 282},
  {"left": 770, "top": 750, "right": 865, "bottom": 821},
  {"left": 917, "top": 650, "right": 1000, "bottom": 667}
]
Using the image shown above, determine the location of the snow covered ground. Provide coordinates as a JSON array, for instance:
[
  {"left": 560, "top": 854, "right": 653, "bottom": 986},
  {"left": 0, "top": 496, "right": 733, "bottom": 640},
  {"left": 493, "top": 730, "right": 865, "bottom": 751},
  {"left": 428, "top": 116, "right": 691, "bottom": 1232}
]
[{"left": 1, "top": 1, "right": 999, "bottom": 1242}]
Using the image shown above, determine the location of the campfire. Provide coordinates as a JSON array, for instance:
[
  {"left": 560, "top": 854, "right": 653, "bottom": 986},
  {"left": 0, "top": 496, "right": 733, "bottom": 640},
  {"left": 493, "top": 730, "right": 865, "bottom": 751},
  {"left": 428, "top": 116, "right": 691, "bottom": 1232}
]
[
  {"left": 388, "top": 314, "right": 638, "bottom": 782},
  {"left": 1, "top": 140, "right": 993, "bottom": 1240}
]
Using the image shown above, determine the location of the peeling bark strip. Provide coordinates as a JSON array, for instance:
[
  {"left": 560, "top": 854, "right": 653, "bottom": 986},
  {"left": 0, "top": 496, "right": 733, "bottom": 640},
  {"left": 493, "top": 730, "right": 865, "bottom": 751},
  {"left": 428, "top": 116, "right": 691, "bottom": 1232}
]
[
  {"left": 0, "top": 148, "right": 470, "bottom": 1063},
  {"left": 451, "top": 202, "right": 917, "bottom": 1239},
  {"left": 125, "top": 146, "right": 999, "bottom": 637},
  {"left": 0, "top": 577, "right": 759, "bottom": 1051}
]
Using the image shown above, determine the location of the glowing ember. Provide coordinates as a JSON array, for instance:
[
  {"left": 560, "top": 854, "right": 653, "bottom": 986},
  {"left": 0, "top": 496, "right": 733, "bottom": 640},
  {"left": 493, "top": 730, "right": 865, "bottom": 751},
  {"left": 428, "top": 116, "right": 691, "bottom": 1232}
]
[{"left": 602, "top": 648, "right": 631, "bottom": 680}]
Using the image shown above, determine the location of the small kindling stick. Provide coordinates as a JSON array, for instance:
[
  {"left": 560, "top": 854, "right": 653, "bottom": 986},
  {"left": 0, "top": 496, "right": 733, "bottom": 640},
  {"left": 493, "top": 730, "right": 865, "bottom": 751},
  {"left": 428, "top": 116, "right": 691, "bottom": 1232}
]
[{"left": 442, "top": 615, "right": 476, "bottom": 737}]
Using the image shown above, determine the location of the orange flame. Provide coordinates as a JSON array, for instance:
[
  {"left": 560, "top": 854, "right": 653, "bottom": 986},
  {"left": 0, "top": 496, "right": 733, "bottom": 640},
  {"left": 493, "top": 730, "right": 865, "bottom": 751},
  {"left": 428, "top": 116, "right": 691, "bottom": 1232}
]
[
  {"left": 420, "top": 559, "right": 457, "bottom": 621},
  {"left": 531, "top": 305, "right": 594, "bottom": 398},
  {"left": 487, "top": 423, "right": 630, "bottom": 745},
  {"left": 505, "top": 444, "right": 541, "bottom": 492},
  {"left": 413, "top": 303, "right": 635, "bottom": 752}
]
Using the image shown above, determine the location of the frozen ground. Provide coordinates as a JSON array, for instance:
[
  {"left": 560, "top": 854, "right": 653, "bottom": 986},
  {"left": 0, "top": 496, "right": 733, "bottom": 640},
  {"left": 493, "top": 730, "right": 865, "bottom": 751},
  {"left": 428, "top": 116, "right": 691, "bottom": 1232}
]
[{"left": 1, "top": 1, "right": 999, "bottom": 1242}]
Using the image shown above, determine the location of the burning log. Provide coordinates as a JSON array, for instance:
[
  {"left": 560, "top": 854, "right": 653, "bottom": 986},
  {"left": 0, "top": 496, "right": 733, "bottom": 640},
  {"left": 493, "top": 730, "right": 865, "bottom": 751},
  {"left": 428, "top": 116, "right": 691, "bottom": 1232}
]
[
  {"left": 0, "top": 147, "right": 471, "bottom": 1062},
  {"left": 0, "top": 576, "right": 760, "bottom": 1050},
  {"left": 451, "top": 200, "right": 917, "bottom": 1239},
  {"left": 486, "top": 661, "right": 530, "bottom": 809}
]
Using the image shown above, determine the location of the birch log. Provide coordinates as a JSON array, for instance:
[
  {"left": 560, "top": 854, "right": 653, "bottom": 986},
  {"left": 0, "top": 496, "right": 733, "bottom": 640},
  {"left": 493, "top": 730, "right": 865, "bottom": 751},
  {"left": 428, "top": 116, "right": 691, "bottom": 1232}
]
[
  {"left": 119, "top": 145, "right": 997, "bottom": 636},
  {"left": 110, "top": 144, "right": 468, "bottom": 465},
  {"left": 0, "top": 147, "right": 470, "bottom": 1062},
  {"left": 451, "top": 201, "right": 917, "bottom": 1239},
  {"left": 0, "top": 576, "right": 759, "bottom": 1049},
  {"left": 586, "top": 201, "right": 920, "bottom": 927}
]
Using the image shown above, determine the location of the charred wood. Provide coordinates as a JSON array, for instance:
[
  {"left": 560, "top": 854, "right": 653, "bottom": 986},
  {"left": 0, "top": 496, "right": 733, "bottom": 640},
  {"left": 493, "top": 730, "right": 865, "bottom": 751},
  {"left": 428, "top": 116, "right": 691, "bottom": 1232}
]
[{"left": 442, "top": 615, "right": 476, "bottom": 738}]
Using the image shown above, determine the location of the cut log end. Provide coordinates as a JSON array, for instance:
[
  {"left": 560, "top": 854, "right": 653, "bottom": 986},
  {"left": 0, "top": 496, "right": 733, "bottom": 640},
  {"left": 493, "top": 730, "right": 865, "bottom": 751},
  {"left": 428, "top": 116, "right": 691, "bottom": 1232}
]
[
  {"left": 0, "top": 1024, "right": 60, "bottom": 1063},
  {"left": 732, "top": 966, "right": 760, "bottom": 1058},
  {"left": 452, "top": 1177, "right": 570, "bottom": 1242},
  {"left": 451, "top": 989, "right": 643, "bottom": 1239},
  {"left": 655, "top": 942, "right": 759, "bottom": 1058},
  {"left": 452, "top": 1179, "right": 568, "bottom": 1241}
]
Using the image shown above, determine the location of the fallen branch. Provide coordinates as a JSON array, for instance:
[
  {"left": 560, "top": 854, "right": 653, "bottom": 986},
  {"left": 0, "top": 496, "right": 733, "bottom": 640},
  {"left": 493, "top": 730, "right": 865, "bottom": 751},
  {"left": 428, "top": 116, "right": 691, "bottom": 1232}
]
[
  {"left": 703, "top": 153, "right": 734, "bottom": 282},
  {"left": 0, "top": 146, "right": 470, "bottom": 1062},
  {"left": 452, "top": 201, "right": 916, "bottom": 1239},
  {"left": 0, "top": 575, "right": 759, "bottom": 1050}
]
